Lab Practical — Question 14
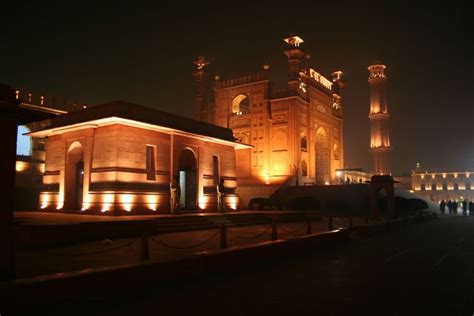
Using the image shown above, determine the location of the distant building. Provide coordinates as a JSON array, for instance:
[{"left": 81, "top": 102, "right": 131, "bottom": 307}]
[
  {"left": 412, "top": 171, "right": 473, "bottom": 203},
  {"left": 195, "top": 35, "right": 345, "bottom": 206}
]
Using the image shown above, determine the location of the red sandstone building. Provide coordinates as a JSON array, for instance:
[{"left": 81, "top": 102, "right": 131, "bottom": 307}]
[
  {"left": 196, "top": 35, "right": 345, "bottom": 206},
  {"left": 29, "top": 101, "right": 248, "bottom": 214}
]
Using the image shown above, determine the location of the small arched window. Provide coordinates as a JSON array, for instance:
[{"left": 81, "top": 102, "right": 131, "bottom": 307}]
[{"left": 232, "top": 94, "right": 249, "bottom": 114}]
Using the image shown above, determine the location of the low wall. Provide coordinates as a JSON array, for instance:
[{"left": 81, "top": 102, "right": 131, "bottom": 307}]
[{"left": 0, "top": 229, "right": 348, "bottom": 308}]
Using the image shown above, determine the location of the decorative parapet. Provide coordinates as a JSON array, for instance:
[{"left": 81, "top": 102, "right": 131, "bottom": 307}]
[
  {"left": 215, "top": 72, "right": 267, "bottom": 89},
  {"left": 14, "top": 88, "right": 88, "bottom": 113},
  {"left": 272, "top": 89, "right": 298, "bottom": 99}
]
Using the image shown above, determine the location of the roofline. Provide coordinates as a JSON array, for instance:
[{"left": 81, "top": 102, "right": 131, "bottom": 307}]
[{"left": 28, "top": 116, "right": 252, "bottom": 149}]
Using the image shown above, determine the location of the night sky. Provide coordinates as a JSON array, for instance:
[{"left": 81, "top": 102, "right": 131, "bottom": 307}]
[{"left": 2, "top": 1, "right": 472, "bottom": 175}]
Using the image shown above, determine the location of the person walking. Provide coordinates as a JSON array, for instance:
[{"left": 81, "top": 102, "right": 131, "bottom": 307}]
[
  {"left": 440, "top": 199, "right": 446, "bottom": 215},
  {"left": 217, "top": 178, "right": 225, "bottom": 213},
  {"left": 462, "top": 199, "right": 468, "bottom": 216},
  {"left": 469, "top": 201, "right": 474, "bottom": 216}
]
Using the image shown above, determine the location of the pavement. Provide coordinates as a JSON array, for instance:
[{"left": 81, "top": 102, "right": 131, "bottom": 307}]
[
  {"left": 14, "top": 214, "right": 474, "bottom": 316},
  {"left": 15, "top": 216, "right": 361, "bottom": 278}
]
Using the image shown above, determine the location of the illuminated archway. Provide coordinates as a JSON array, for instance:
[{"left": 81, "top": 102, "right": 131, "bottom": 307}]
[
  {"left": 315, "top": 127, "right": 329, "bottom": 184},
  {"left": 16, "top": 125, "right": 32, "bottom": 156},
  {"left": 64, "top": 142, "right": 84, "bottom": 210},
  {"left": 178, "top": 148, "right": 197, "bottom": 210},
  {"left": 231, "top": 94, "right": 249, "bottom": 114}
]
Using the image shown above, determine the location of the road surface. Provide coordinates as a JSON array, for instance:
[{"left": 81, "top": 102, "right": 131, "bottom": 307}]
[{"left": 16, "top": 216, "right": 474, "bottom": 315}]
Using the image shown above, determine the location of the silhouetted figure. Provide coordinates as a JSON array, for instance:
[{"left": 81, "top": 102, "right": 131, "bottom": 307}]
[
  {"left": 452, "top": 200, "right": 458, "bottom": 215},
  {"left": 439, "top": 199, "right": 446, "bottom": 215},
  {"left": 447, "top": 200, "right": 453, "bottom": 215},
  {"left": 462, "top": 200, "right": 468, "bottom": 216},
  {"left": 217, "top": 179, "right": 225, "bottom": 212},
  {"left": 345, "top": 177, "right": 350, "bottom": 184},
  {"left": 469, "top": 201, "right": 474, "bottom": 216}
]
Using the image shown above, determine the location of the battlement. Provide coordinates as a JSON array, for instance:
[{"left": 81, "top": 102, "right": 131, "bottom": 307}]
[
  {"left": 215, "top": 72, "right": 267, "bottom": 89},
  {"left": 14, "top": 88, "right": 89, "bottom": 113}
]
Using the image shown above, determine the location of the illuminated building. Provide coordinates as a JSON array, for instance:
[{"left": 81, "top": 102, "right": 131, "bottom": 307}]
[
  {"left": 412, "top": 170, "right": 473, "bottom": 202},
  {"left": 13, "top": 89, "right": 80, "bottom": 210},
  {"left": 196, "top": 35, "right": 345, "bottom": 206},
  {"left": 368, "top": 63, "right": 392, "bottom": 175},
  {"left": 29, "top": 101, "right": 247, "bottom": 214}
]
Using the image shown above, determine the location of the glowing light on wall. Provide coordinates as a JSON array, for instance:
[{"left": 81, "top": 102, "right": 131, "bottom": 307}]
[
  {"left": 454, "top": 173, "right": 458, "bottom": 178},
  {"left": 264, "top": 170, "right": 270, "bottom": 185},
  {"left": 56, "top": 202, "right": 64, "bottom": 210},
  {"left": 466, "top": 172, "right": 470, "bottom": 178},
  {"left": 198, "top": 195, "right": 210, "bottom": 210},
  {"left": 101, "top": 194, "right": 114, "bottom": 212},
  {"left": 414, "top": 186, "right": 421, "bottom": 191},
  {"left": 459, "top": 184, "right": 466, "bottom": 190},
  {"left": 40, "top": 193, "right": 50, "bottom": 209},
  {"left": 431, "top": 174, "right": 435, "bottom": 179},
  {"left": 146, "top": 195, "right": 158, "bottom": 211},
  {"left": 420, "top": 174, "right": 424, "bottom": 179},
  {"left": 324, "top": 181, "right": 330, "bottom": 185},
  {"left": 442, "top": 173, "right": 446, "bottom": 179},
  {"left": 81, "top": 194, "right": 91, "bottom": 211},
  {"left": 121, "top": 194, "right": 134, "bottom": 212},
  {"left": 16, "top": 161, "right": 28, "bottom": 172},
  {"left": 447, "top": 184, "right": 454, "bottom": 191},
  {"left": 437, "top": 184, "right": 443, "bottom": 191},
  {"left": 228, "top": 196, "right": 238, "bottom": 210}
]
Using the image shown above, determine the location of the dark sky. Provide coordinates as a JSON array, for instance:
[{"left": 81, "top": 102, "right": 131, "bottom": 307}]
[{"left": 2, "top": 1, "right": 472, "bottom": 175}]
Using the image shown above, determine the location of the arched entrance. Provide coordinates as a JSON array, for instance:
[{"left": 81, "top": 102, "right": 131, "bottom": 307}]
[
  {"left": 315, "top": 127, "right": 329, "bottom": 184},
  {"left": 64, "top": 142, "right": 84, "bottom": 210},
  {"left": 178, "top": 148, "right": 197, "bottom": 210}
]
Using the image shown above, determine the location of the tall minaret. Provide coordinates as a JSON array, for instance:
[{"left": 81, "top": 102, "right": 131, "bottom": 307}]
[
  {"left": 368, "top": 62, "right": 392, "bottom": 175},
  {"left": 193, "top": 56, "right": 209, "bottom": 120},
  {"left": 283, "top": 34, "right": 305, "bottom": 93}
]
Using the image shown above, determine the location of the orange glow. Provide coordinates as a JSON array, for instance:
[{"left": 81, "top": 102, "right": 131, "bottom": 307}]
[
  {"left": 431, "top": 174, "right": 435, "bottom": 179},
  {"left": 228, "top": 196, "right": 238, "bottom": 210},
  {"left": 40, "top": 193, "right": 51, "bottom": 209},
  {"left": 420, "top": 174, "right": 425, "bottom": 180},
  {"left": 324, "top": 181, "right": 330, "bottom": 185},
  {"left": 454, "top": 173, "right": 458, "bottom": 178},
  {"left": 120, "top": 194, "right": 134, "bottom": 212},
  {"left": 146, "top": 195, "right": 158, "bottom": 211},
  {"left": 15, "top": 161, "right": 29, "bottom": 172},
  {"left": 101, "top": 194, "right": 114, "bottom": 212},
  {"left": 81, "top": 194, "right": 91, "bottom": 211},
  {"left": 198, "top": 195, "right": 210, "bottom": 210},
  {"left": 466, "top": 172, "right": 470, "bottom": 178},
  {"left": 442, "top": 173, "right": 446, "bottom": 179}
]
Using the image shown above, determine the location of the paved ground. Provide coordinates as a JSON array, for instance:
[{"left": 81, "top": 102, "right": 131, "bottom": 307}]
[
  {"left": 15, "top": 216, "right": 360, "bottom": 278},
  {"left": 20, "top": 215, "right": 474, "bottom": 316},
  {"left": 14, "top": 210, "right": 274, "bottom": 224}
]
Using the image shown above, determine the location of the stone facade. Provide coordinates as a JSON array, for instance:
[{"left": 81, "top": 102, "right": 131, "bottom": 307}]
[
  {"left": 412, "top": 171, "right": 473, "bottom": 203},
  {"left": 31, "top": 102, "right": 243, "bottom": 214},
  {"left": 196, "top": 35, "right": 345, "bottom": 207}
]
